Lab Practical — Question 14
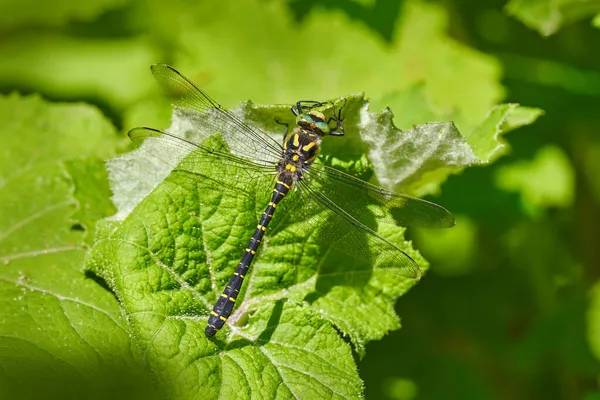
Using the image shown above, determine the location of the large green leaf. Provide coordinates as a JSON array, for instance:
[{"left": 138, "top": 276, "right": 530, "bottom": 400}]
[
  {"left": 506, "top": 0, "right": 600, "bottom": 36},
  {"left": 0, "top": 94, "right": 155, "bottom": 400},
  {"left": 495, "top": 145, "right": 575, "bottom": 217},
  {"left": 465, "top": 103, "right": 544, "bottom": 163},
  {"left": 362, "top": 95, "right": 544, "bottom": 196},
  {"left": 0, "top": 0, "right": 128, "bottom": 33},
  {"left": 0, "top": 35, "right": 160, "bottom": 110},
  {"left": 87, "top": 137, "right": 364, "bottom": 399}
]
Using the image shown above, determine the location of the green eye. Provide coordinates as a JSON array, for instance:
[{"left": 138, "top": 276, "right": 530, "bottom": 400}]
[
  {"left": 315, "top": 121, "right": 330, "bottom": 134},
  {"left": 296, "top": 114, "right": 312, "bottom": 125}
]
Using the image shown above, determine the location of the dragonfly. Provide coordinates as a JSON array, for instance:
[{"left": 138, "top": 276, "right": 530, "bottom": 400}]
[{"left": 129, "top": 64, "right": 455, "bottom": 337}]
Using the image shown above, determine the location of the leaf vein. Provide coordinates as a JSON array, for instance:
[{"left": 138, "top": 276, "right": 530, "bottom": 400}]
[
  {"left": 0, "top": 274, "right": 128, "bottom": 332},
  {"left": 0, "top": 201, "right": 72, "bottom": 243}
]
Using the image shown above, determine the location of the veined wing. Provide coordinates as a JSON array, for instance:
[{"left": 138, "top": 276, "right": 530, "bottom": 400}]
[
  {"left": 129, "top": 127, "right": 276, "bottom": 193},
  {"left": 293, "top": 178, "right": 422, "bottom": 279},
  {"left": 150, "top": 64, "right": 283, "bottom": 163},
  {"left": 305, "top": 163, "right": 455, "bottom": 229},
  {"left": 290, "top": 162, "right": 454, "bottom": 279}
]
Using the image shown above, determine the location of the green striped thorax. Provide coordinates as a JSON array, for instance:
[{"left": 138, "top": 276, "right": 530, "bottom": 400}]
[{"left": 296, "top": 110, "right": 330, "bottom": 136}]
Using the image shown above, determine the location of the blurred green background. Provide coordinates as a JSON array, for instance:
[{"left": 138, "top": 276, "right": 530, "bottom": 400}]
[{"left": 1, "top": 0, "right": 600, "bottom": 399}]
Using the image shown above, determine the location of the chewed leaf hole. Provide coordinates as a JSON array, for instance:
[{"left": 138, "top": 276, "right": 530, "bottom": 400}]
[{"left": 71, "top": 223, "right": 85, "bottom": 231}]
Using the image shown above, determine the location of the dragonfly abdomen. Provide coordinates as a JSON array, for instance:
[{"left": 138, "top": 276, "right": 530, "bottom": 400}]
[{"left": 205, "top": 179, "right": 292, "bottom": 337}]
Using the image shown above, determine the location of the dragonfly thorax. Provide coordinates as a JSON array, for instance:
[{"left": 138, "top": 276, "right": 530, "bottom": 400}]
[{"left": 278, "top": 127, "right": 322, "bottom": 183}]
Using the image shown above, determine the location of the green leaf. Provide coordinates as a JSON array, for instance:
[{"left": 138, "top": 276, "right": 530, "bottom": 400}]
[
  {"left": 505, "top": 0, "right": 600, "bottom": 36},
  {"left": 369, "top": 86, "right": 440, "bottom": 131},
  {"left": 360, "top": 109, "right": 477, "bottom": 197},
  {"left": 495, "top": 145, "right": 575, "bottom": 217},
  {"left": 367, "top": 91, "right": 544, "bottom": 196},
  {"left": 86, "top": 151, "right": 363, "bottom": 399},
  {"left": 0, "top": 94, "right": 154, "bottom": 399},
  {"left": 0, "top": 34, "right": 160, "bottom": 110},
  {"left": 501, "top": 53, "right": 600, "bottom": 97},
  {"left": 465, "top": 103, "right": 544, "bottom": 163},
  {"left": 412, "top": 214, "right": 479, "bottom": 276},
  {"left": 0, "top": 0, "right": 128, "bottom": 33},
  {"left": 65, "top": 158, "right": 118, "bottom": 246}
]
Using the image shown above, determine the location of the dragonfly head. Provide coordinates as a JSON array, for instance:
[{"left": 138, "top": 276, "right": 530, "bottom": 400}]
[{"left": 296, "top": 110, "right": 331, "bottom": 136}]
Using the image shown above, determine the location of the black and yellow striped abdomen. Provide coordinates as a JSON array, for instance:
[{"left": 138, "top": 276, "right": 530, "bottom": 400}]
[
  {"left": 205, "top": 178, "right": 292, "bottom": 336},
  {"left": 205, "top": 126, "right": 322, "bottom": 337}
]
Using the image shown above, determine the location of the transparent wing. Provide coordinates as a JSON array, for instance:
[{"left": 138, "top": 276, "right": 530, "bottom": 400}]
[
  {"left": 294, "top": 179, "right": 421, "bottom": 279},
  {"left": 269, "top": 162, "right": 455, "bottom": 280},
  {"left": 259, "top": 182, "right": 420, "bottom": 281},
  {"left": 128, "top": 127, "right": 276, "bottom": 194},
  {"left": 150, "top": 64, "right": 283, "bottom": 163},
  {"left": 305, "top": 163, "right": 455, "bottom": 228}
]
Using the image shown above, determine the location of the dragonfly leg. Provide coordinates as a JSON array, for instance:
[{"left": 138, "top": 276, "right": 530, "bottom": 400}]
[
  {"left": 327, "top": 98, "right": 347, "bottom": 136},
  {"left": 274, "top": 118, "right": 289, "bottom": 145},
  {"left": 293, "top": 100, "right": 326, "bottom": 116}
]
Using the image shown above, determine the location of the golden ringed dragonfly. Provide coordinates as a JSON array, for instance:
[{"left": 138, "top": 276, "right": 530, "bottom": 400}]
[{"left": 129, "top": 64, "right": 454, "bottom": 337}]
